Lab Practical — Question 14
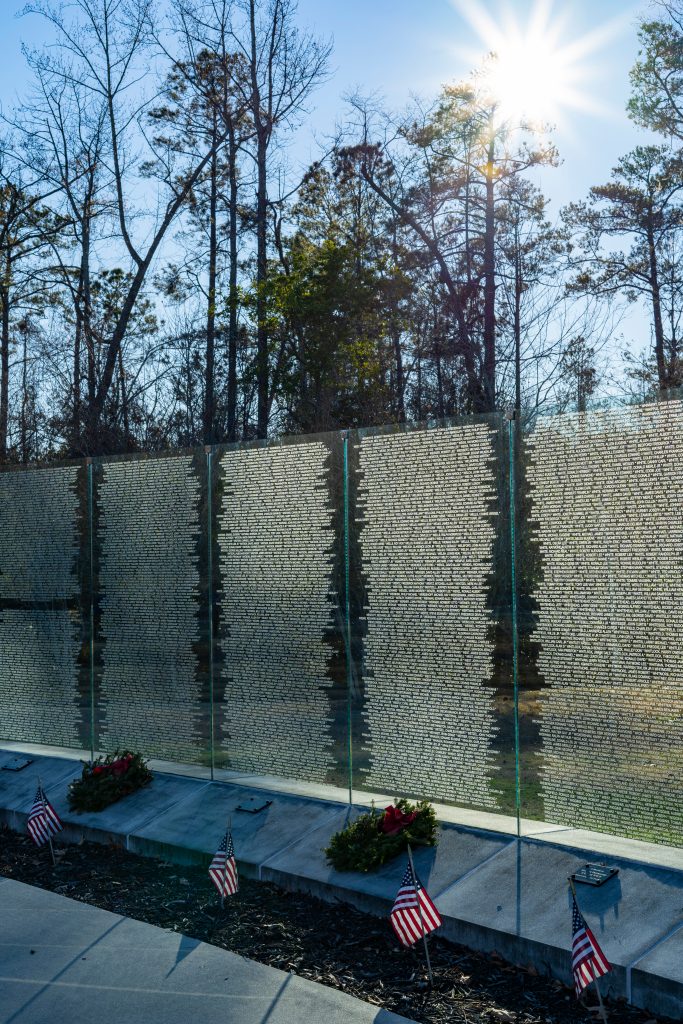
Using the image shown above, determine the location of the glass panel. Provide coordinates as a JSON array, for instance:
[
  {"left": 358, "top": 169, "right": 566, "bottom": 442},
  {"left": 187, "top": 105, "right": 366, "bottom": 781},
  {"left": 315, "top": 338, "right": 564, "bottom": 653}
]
[
  {"left": 0, "top": 458, "right": 91, "bottom": 753},
  {"left": 212, "top": 431, "right": 348, "bottom": 788},
  {"left": 518, "top": 395, "right": 683, "bottom": 846},
  {"left": 348, "top": 415, "right": 517, "bottom": 817},
  {"left": 91, "top": 449, "right": 211, "bottom": 766}
]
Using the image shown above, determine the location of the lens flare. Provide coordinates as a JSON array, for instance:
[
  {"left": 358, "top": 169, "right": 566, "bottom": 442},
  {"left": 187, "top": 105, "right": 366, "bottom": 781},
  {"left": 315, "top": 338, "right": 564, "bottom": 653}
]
[{"left": 449, "top": 0, "right": 627, "bottom": 128}]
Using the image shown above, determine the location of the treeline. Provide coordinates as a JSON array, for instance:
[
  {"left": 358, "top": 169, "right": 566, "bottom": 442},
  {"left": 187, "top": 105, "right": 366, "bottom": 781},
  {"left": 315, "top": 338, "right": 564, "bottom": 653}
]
[{"left": 0, "top": 0, "right": 681, "bottom": 460}]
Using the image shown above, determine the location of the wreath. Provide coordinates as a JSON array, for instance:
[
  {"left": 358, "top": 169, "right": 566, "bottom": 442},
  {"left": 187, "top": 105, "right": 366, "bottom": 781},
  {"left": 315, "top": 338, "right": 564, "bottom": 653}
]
[
  {"left": 325, "top": 798, "right": 438, "bottom": 873},
  {"left": 68, "top": 750, "right": 153, "bottom": 812}
]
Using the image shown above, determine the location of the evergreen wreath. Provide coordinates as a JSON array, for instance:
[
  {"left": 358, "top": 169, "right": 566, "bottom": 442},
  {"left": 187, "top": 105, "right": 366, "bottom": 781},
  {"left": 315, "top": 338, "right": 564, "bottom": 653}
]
[
  {"left": 325, "top": 798, "right": 438, "bottom": 873},
  {"left": 68, "top": 750, "right": 153, "bottom": 812}
]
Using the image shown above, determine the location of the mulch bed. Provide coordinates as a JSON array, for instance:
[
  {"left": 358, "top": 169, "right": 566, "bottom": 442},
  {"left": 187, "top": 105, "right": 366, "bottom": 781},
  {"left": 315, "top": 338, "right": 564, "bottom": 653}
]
[{"left": 0, "top": 825, "right": 669, "bottom": 1024}]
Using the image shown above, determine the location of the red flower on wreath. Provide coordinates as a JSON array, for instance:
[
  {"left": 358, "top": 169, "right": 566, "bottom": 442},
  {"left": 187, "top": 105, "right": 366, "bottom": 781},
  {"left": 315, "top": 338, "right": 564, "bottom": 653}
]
[
  {"left": 379, "top": 804, "right": 417, "bottom": 836},
  {"left": 111, "top": 755, "right": 133, "bottom": 777}
]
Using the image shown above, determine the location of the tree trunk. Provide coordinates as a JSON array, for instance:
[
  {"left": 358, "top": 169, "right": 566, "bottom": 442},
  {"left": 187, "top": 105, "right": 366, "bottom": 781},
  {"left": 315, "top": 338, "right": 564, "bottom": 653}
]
[
  {"left": 483, "top": 125, "right": 497, "bottom": 412},
  {"left": 514, "top": 243, "right": 522, "bottom": 414},
  {"left": 0, "top": 269, "right": 10, "bottom": 459},
  {"left": 249, "top": 0, "right": 269, "bottom": 439},
  {"left": 204, "top": 113, "right": 218, "bottom": 446},
  {"left": 73, "top": 305, "right": 82, "bottom": 450},
  {"left": 20, "top": 329, "right": 28, "bottom": 463},
  {"left": 254, "top": 128, "right": 269, "bottom": 438},
  {"left": 646, "top": 211, "right": 667, "bottom": 390},
  {"left": 227, "top": 121, "right": 239, "bottom": 442},
  {"left": 118, "top": 347, "right": 130, "bottom": 445},
  {"left": 393, "top": 331, "right": 405, "bottom": 420}
]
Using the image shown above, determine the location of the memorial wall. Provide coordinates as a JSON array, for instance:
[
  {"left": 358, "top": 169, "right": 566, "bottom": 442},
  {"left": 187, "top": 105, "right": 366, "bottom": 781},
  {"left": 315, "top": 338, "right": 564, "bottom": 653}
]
[
  {"left": 355, "top": 425, "right": 500, "bottom": 807},
  {"left": 0, "top": 465, "right": 83, "bottom": 747},
  {"left": 215, "top": 440, "right": 340, "bottom": 781},
  {"left": 0, "top": 399, "right": 681, "bottom": 846},
  {"left": 96, "top": 455, "right": 205, "bottom": 763},
  {"left": 524, "top": 403, "right": 683, "bottom": 844}
]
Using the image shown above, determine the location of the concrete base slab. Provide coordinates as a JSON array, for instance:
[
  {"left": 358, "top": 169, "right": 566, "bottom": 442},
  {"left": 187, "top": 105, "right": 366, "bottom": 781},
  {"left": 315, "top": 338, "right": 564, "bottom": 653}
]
[
  {"left": 57, "top": 774, "right": 211, "bottom": 846},
  {"left": 435, "top": 836, "right": 683, "bottom": 1005},
  {"left": 1, "top": 754, "right": 211, "bottom": 848},
  {"left": 521, "top": 825, "right": 683, "bottom": 873},
  {"left": 0, "top": 756, "right": 81, "bottom": 833},
  {"left": 129, "top": 782, "right": 345, "bottom": 874},
  {"left": 262, "top": 809, "right": 514, "bottom": 916},
  {"left": 0, "top": 877, "right": 411, "bottom": 1024},
  {"left": 4, "top": 741, "right": 682, "bottom": 869},
  {"left": 631, "top": 923, "right": 683, "bottom": 1020}
]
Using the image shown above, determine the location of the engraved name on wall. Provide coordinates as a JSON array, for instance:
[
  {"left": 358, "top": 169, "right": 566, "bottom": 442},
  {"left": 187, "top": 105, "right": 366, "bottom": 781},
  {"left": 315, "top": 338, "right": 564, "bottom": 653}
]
[
  {"left": 98, "top": 457, "right": 203, "bottom": 761},
  {"left": 527, "top": 402, "right": 683, "bottom": 843},
  {"left": 0, "top": 466, "right": 81, "bottom": 745},
  {"left": 216, "top": 443, "right": 336, "bottom": 780},
  {"left": 357, "top": 426, "right": 499, "bottom": 807}
]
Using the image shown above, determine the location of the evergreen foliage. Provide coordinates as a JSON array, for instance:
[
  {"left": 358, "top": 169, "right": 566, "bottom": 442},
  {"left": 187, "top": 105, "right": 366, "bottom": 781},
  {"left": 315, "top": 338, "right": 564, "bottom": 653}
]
[
  {"left": 325, "top": 799, "right": 438, "bottom": 873},
  {"left": 68, "top": 751, "right": 153, "bottom": 813}
]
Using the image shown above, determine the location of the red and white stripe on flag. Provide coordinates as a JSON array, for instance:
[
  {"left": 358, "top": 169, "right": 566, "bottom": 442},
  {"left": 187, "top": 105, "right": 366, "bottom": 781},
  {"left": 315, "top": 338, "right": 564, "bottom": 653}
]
[
  {"left": 27, "top": 786, "right": 63, "bottom": 847},
  {"left": 390, "top": 863, "right": 441, "bottom": 947},
  {"left": 572, "top": 895, "right": 611, "bottom": 996},
  {"left": 209, "top": 831, "right": 238, "bottom": 897}
]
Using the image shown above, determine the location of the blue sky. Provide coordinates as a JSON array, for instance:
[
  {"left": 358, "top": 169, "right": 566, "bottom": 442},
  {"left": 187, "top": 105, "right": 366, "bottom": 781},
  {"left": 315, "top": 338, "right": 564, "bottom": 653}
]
[
  {"left": 0, "top": 0, "right": 657, "bottom": 352},
  {"left": 293, "top": 0, "right": 652, "bottom": 211},
  {"left": 0, "top": 0, "right": 652, "bottom": 214}
]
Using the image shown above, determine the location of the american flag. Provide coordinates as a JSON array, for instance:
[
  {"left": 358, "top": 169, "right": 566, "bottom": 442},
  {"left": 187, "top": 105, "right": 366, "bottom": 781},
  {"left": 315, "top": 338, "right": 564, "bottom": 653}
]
[
  {"left": 390, "top": 862, "right": 442, "bottom": 947},
  {"left": 571, "top": 893, "right": 611, "bottom": 996},
  {"left": 27, "top": 785, "right": 63, "bottom": 847},
  {"left": 208, "top": 831, "right": 238, "bottom": 897}
]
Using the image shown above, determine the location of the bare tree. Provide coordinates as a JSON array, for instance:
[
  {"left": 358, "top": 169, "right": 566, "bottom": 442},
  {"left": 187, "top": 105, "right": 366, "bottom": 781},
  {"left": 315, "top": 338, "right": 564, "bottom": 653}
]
[
  {"left": 159, "top": 0, "right": 254, "bottom": 443},
  {"left": 23, "top": 0, "right": 232, "bottom": 449},
  {"left": 229, "top": 0, "right": 330, "bottom": 437}
]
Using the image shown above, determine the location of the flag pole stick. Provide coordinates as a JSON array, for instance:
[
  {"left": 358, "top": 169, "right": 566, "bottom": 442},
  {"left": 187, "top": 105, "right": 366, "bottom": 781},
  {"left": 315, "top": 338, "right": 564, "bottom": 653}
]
[
  {"left": 37, "top": 775, "right": 56, "bottom": 867},
  {"left": 407, "top": 843, "right": 434, "bottom": 989},
  {"left": 220, "top": 816, "right": 232, "bottom": 911},
  {"left": 593, "top": 977, "right": 608, "bottom": 1024},
  {"left": 569, "top": 878, "right": 608, "bottom": 1024}
]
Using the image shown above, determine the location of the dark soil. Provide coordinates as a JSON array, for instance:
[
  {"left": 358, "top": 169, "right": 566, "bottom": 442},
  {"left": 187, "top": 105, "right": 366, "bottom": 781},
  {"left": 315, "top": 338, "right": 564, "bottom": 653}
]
[{"left": 0, "top": 825, "right": 669, "bottom": 1024}]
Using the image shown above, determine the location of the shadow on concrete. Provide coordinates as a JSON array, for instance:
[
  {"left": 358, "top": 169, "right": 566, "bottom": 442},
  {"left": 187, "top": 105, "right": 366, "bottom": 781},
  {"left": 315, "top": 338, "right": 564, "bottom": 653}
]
[
  {"left": 164, "top": 934, "right": 202, "bottom": 978},
  {"left": 4, "top": 918, "right": 124, "bottom": 1024}
]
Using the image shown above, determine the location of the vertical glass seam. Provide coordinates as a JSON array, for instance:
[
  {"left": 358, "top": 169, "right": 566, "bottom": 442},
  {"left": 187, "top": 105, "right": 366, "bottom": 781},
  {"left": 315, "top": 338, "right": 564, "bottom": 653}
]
[
  {"left": 206, "top": 447, "right": 215, "bottom": 780},
  {"left": 87, "top": 459, "right": 95, "bottom": 763},
  {"left": 342, "top": 431, "right": 353, "bottom": 805},
  {"left": 508, "top": 415, "right": 521, "bottom": 837}
]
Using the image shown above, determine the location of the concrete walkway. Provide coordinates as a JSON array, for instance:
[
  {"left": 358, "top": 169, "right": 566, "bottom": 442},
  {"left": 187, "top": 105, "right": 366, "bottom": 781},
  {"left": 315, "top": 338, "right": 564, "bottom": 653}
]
[
  {"left": 1, "top": 745, "right": 682, "bottom": 1021},
  {"left": 0, "top": 878, "right": 411, "bottom": 1024}
]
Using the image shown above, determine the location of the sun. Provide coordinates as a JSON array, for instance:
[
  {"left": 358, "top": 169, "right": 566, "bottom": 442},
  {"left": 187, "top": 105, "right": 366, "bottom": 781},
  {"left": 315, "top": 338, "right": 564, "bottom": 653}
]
[
  {"left": 484, "top": 29, "right": 578, "bottom": 126},
  {"left": 450, "top": 0, "right": 624, "bottom": 128}
]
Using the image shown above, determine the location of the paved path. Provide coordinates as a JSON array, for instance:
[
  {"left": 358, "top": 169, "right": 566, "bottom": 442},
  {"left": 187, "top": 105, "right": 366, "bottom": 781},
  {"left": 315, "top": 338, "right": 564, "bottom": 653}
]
[{"left": 0, "top": 877, "right": 412, "bottom": 1024}]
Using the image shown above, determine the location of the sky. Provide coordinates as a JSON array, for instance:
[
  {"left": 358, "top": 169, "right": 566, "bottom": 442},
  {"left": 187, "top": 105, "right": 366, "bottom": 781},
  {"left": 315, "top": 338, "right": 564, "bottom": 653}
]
[
  {"left": 294, "top": 0, "right": 652, "bottom": 210},
  {"left": 0, "top": 0, "right": 659, "bottom": 352}
]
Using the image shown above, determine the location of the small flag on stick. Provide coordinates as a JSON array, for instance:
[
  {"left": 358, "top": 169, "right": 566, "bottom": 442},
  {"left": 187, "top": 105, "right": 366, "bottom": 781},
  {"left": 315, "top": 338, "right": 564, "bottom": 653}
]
[
  {"left": 27, "top": 784, "right": 62, "bottom": 848},
  {"left": 571, "top": 889, "right": 611, "bottom": 999},
  {"left": 390, "top": 860, "right": 441, "bottom": 948},
  {"left": 209, "top": 830, "right": 238, "bottom": 901}
]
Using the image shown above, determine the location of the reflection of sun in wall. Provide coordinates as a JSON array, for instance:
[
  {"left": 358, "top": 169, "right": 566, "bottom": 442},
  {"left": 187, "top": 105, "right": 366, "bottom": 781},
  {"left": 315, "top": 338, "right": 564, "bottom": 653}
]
[{"left": 450, "top": 0, "right": 620, "bottom": 127}]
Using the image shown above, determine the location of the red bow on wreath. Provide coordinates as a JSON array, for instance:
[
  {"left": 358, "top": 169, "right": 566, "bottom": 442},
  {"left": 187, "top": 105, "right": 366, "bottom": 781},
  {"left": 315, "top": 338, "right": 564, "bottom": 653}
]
[{"left": 379, "top": 805, "right": 417, "bottom": 836}]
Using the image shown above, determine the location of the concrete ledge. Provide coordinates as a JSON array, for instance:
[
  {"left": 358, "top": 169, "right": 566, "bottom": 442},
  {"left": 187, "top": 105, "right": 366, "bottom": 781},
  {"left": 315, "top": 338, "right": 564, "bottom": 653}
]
[
  {"left": 4, "top": 740, "right": 682, "bottom": 872},
  {"left": 435, "top": 838, "right": 683, "bottom": 1005},
  {"left": 261, "top": 810, "right": 514, "bottom": 913},
  {"left": 1, "top": 745, "right": 681, "bottom": 1021},
  {"left": 631, "top": 923, "right": 683, "bottom": 1020},
  {"left": 129, "top": 782, "right": 346, "bottom": 877}
]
